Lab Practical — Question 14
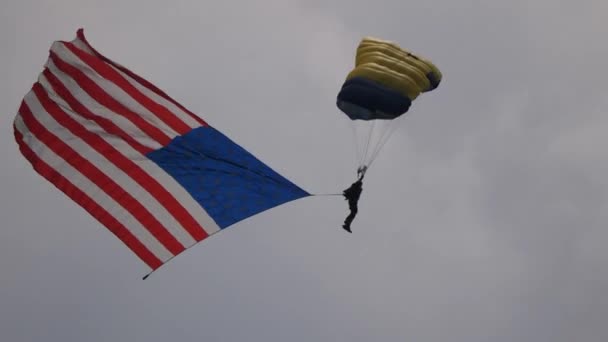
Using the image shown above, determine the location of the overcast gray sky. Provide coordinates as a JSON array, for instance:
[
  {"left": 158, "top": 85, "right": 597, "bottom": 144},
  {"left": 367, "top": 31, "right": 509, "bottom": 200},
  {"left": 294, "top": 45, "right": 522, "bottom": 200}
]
[{"left": 2, "top": 1, "right": 608, "bottom": 341}]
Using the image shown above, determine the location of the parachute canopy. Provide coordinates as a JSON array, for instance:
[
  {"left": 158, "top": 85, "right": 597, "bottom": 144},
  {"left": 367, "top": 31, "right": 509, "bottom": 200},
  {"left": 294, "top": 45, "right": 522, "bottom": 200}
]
[
  {"left": 337, "top": 37, "right": 442, "bottom": 121},
  {"left": 13, "top": 29, "right": 309, "bottom": 275}
]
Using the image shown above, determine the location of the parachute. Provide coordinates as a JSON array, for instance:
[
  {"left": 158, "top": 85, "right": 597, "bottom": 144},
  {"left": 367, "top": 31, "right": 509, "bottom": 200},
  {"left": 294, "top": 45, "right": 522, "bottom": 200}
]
[
  {"left": 337, "top": 37, "right": 442, "bottom": 175},
  {"left": 13, "top": 29, "right": 310, "bottom": 278}
]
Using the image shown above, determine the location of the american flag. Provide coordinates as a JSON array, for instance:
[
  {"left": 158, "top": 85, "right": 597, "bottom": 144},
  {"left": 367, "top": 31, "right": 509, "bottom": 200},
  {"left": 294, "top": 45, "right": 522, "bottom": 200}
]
[{"left": 14, "top": 29, "right": 309, "bottom": 275}]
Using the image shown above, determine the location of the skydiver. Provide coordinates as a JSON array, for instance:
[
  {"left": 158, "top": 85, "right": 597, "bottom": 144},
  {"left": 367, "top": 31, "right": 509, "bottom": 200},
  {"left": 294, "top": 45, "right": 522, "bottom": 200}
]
[{"left": 342, "top": 166, "right": 366, "bottom": 233}]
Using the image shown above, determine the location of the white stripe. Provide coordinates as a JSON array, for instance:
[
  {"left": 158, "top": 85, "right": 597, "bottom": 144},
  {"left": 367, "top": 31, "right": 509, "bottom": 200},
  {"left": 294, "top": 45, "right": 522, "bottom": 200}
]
[
  {"left": 130, "top": 159, "right": 221, "bottom": 237},
  {"left": 130, "top": 160, "right": 221, "bottom": 237},
  {"left": 14, "top": 114, "right": 174, "bottom": 262},
  {"left": 108, "top": 63, "right": 202, "bottom": 129},
  {"left": 51, "top": 41, "right": 180, "bottom": 138},
  {"left": 39, "top": 74, "right": 220, "bottom": 237},
  {"left": 71, "top": 38, "right": 94, "bottom": 55},
  {"left": 71, "top": 36, "right": 202, "bottom": 130},
  {"left": 23, "top": 91, "right": 198, "bottom": 248},
  {"left": 71, "top": 38, "right": 130, "bottom": 72},
  {"left": 42, "top": 62, "right": 163, "bottom": 150}
]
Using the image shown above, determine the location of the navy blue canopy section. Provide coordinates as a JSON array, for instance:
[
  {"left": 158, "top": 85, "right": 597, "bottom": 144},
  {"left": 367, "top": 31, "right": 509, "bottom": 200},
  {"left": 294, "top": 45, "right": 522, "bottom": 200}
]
[{"left": 336, "top": 77, "right": 411, "bottom": 121}]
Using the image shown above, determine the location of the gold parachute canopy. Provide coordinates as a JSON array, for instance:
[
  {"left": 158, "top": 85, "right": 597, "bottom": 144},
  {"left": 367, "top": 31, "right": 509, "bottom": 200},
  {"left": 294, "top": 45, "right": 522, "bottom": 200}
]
[{"left": 337, "top": 37, "right": 442, "bottom": 121}]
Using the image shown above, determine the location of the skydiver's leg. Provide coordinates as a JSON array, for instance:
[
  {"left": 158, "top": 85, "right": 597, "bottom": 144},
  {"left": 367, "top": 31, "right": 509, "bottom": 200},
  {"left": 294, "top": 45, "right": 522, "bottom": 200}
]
[
  {"left": 342, "top": 205, "right": 358, "bottom": 233},
  {"left": 343, "top": 214, "right": 354, "bottom": 232}
]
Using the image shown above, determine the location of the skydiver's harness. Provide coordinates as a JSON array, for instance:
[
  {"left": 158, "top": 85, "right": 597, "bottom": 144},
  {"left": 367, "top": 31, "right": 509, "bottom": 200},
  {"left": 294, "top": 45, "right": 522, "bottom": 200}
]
[{"left": 356, "top": 165, "right": 367, "bottom": 180}]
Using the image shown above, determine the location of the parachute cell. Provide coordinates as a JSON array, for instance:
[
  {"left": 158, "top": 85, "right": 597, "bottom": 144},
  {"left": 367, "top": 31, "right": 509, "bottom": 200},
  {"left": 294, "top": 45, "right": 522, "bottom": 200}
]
[{"left": 337, "top": 37, "right": 442, "bottom": 121}]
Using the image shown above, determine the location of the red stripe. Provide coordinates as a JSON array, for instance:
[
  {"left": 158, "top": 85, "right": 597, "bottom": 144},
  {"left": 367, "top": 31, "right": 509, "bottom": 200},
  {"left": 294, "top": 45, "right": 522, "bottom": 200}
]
[
  {"left": 75, "top": 29, "right": 208, "bottom": 127},
  {"left": 19, "top": 98, "right": 185, "bottom": 256},
  {"left": 42, "top": 69, "right": 152, "bottom": 155},
  {"left": 62, "top": 41, "right": 193, "bottom": 135},
  {"left": 33, "top": 82, "right": 208, "bottom": 242},
  {"left": 14, "top": 127, "right": 163, "bottom": 270},
  {"left": 49, "top": 51, "right": 172, "bottom": 146}
]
